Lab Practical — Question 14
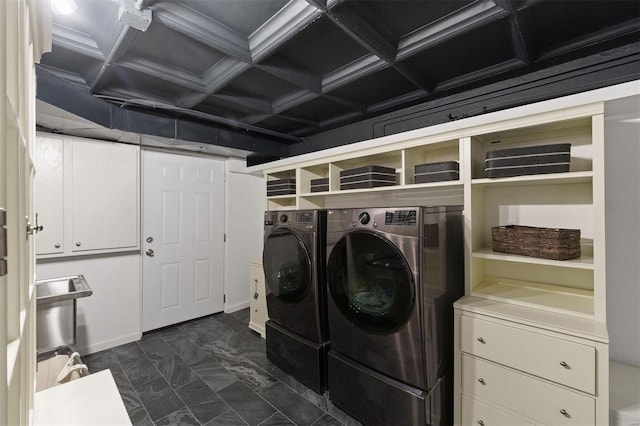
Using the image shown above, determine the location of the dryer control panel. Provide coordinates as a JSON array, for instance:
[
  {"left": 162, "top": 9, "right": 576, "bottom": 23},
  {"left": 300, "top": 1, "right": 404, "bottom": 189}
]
[{"left": 384, "top": 210, "right": 417, "bottom": 226}]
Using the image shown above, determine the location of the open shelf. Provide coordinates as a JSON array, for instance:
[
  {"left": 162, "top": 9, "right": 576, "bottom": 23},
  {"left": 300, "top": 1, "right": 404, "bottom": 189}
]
[
  {"left": 299, "top": 179, "right": 463, "bottom": 198},
  {"left": 471, "top": 171, "right": 593, "bottom": 188},
  {"left": 472, "top": 248, "right": 594, "bottom": 270},
  {"left": 471, "top": 278, "right": 594, "bottom": 319}
]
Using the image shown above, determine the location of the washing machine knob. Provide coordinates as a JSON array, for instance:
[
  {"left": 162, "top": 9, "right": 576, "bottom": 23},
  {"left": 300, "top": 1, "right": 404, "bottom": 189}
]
[
  {"left": 358, "top": 212, "right": 370, "bottom": 225},
  {"left": 280, "top": 214, "right": 288, "bottom": 223}
]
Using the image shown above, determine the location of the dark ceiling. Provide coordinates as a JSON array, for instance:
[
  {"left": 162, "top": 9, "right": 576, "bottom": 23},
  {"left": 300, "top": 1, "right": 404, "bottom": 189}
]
[{"left": 38, "top": 0, "right": 640, "bottom": 155}]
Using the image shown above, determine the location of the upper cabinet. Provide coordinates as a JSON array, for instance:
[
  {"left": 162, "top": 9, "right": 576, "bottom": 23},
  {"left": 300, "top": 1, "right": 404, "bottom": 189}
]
[
  {"left": 33, "top": 135, "right": 65, "bottom": 255},
  {"left": 34, "top": 134, "right": 140, "bottom": 258}
]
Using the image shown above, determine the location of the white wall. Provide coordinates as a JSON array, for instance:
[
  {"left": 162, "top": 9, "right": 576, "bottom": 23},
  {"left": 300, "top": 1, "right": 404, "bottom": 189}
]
[
  {"left": 36, "top": 253, "right": 141, "bottom": 355},
  {"left": 605, "top": 95, "right": 640, "bottom": 367},
  {"left": 224, "top": 158, "right": 265, "bottom": 312}
]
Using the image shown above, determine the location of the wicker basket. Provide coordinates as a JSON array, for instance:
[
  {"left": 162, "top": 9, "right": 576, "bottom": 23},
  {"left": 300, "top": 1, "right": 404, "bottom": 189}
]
[{"left": 491, "top": 225, "right": 581, "bottom": 260}]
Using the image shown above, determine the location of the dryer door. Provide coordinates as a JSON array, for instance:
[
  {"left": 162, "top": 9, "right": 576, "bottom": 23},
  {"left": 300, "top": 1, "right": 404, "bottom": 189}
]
[
  {"left": 263, "top": 228, "right": 311, "bottom": 304},
  {"left": 327, "top": 230, "right": 414, "bottom": 333}
]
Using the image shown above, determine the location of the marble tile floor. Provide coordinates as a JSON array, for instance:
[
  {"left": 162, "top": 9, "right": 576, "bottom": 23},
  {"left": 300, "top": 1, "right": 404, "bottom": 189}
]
[{"left": 84, "top": 308, "right": 362, "bottom": 426}]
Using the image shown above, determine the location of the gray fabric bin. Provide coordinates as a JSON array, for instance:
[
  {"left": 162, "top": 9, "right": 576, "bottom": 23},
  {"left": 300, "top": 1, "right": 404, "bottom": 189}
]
[
  {"left": 414, "top": 161, "right": 459, "bottom": 183},
  {"left": 340, "top": 165, "right": 396, "bottom": 190},
  {"left": 310, "top": 178, "right": 329, "bottom": 192},
  {"left": 267, "top": 178, "right": 296, "bottom": 196},
  {"left": 485, "top": 143, "right": 571, "bottom": 178}
]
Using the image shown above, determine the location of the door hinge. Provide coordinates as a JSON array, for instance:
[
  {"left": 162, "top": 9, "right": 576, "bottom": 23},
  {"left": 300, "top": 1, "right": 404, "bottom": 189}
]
[
  {"left": 0, "top": 208, "right": 7, "bottom": 277},
  {"left": 223, "top": 294, "right": 226, "bottom": 303},
  {"left": 224, "top": 234, "right": 226, "bottom": 243}
]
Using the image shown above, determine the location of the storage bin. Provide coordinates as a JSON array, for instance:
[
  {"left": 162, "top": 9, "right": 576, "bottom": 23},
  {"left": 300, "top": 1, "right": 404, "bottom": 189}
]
[
  {"left": 491, "top": 225, "right": 581, "bottom": 260},
  {"left": 485, "top": 143, "right": 571, "bottom": 178},
  {"left": 414, "top": 161, "right": 459, "bottom": 183},
  {"left": 310, "top": 178, "right": 329, "bottom": 193},
  {"left": 267, "top": 178, "right": 296, "bottom": 196},
  {"left": 340, "top": 165, "right": 396, "bottom": 190}
]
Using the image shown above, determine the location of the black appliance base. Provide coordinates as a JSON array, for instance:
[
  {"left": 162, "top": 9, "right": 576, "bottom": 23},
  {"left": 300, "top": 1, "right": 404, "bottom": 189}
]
[
  {"left": 327, "top": 350, "right": 452, "bottom": 426},
  {"left": 266, "top": 320, "right": 328, "bottom": 394}
]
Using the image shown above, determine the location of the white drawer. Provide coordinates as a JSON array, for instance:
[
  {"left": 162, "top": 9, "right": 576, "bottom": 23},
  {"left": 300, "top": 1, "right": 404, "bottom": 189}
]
[
  {"left": 461, "top": 394, "right": 534, "bottom": 426},
  {"left": 460, "top": 315, "right": 595, "bottom": 394},
  {"left": 462, "top": 354, "right": 595, "bottom": 426}
]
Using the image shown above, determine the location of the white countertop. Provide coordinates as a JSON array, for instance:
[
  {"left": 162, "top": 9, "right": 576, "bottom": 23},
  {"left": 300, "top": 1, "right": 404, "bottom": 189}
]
[{"left": 34, "top": 369, "right": 131, "bottom": 426}]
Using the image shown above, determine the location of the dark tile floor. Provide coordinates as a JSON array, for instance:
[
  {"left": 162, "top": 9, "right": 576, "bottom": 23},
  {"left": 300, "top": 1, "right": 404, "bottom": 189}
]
[{"left": 84, "top": 309, "right": 361, "bottom": 426}]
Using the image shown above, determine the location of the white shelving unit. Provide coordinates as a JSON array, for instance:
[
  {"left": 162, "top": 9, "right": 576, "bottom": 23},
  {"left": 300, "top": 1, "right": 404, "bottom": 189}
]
[{"left": 256, "top": 99, "right": 609, "bottom": 425}]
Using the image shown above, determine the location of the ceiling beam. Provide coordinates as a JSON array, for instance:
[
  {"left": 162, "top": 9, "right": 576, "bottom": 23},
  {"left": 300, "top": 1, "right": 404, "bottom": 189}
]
[
  {"left": 393, "top": 62, "right": 435, "bottom": 94},
  {"left": 508, "top": 14, "right": 533, "bottom": 64},
  {"left": 178, "top": 58, "right": 251, "bottom": 108},
  {"left": 51, "top": 23, "right": 105, "bottom": 60},
  {"left": 303, "top": 0, "right": 326, "bottom": 12},
  {"left": 118, "top": 58, "right": 206, "bottom": 92},
  {"left": 367, "top": 90, "right": 429, "bottom": 115},
  {"left": 433, "top": 58, "right": 525, "bottom": 93},
  {"left": 273, "top": 89, "right": 320, "bottom": 114},
  {"left": 249, "top": 0, "right": 325, "bottom": 62},
  {"left": 327, "top": 3, "right": 398, "bottom": 64},
  {"left": 535, "top": 19, "right": 640, "bottom": 62},
  {"left": 88, "top": 24, "right": 138, "bottom": 93},
  {"left": 322, "top": 54, "right": 388, "bottom": 93},
  {"left": 323, "top": 94, "right": 366, "bottom": 113},
  {"left": 152, "top": 1, "right": 251, "bottom": 62},
  {"left": 397, "top": 0, "right": 509, "bottom": 61},
  {"left": 209, "top": 93, "right": 274, "bottom": 115},
  {"left": 256, "top": 58, "right": 322, "bottom": 93}
]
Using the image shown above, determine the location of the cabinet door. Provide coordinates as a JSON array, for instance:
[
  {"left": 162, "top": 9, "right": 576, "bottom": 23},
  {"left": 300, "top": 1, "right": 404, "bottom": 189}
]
[
  {"left": 34, "top": 136, "right": 65, "bottom": 255},
  {"left": 71, "top": 140, "right": 138, "bottom": 252}
]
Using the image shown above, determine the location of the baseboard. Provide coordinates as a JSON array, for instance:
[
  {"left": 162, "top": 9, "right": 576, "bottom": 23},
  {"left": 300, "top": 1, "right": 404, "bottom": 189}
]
[
  {"left": 75, "top": 332, "right": 142, "bottom": 356},
  {"left": 224, "top": 300, "right": 250, "bottom": 314}
]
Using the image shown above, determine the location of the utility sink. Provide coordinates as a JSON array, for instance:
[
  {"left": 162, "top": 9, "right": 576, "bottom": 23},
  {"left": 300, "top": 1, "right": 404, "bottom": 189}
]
[
  {"left": 36, "top": 275, "right": 92, "bottom": 354},
  {"left": 36, "top": 275, "right": 92, "bottom": 304}
]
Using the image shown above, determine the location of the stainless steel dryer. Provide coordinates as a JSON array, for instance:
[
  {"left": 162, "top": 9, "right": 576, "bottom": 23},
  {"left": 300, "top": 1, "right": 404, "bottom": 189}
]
[
  {"left": 325, "top": 206, "right": 464, "bottom": 425},
  {"left": 263, "top": 210, "right": 329, "bottom": 393}
]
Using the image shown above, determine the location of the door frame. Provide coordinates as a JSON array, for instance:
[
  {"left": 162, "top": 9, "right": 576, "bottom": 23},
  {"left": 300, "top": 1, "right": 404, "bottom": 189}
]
[{"left": 140, "top": 147, "right": 227, "bottom": 331}]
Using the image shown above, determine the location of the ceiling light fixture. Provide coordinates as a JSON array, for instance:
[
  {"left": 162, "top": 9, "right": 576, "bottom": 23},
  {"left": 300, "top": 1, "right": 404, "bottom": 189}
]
[{"left": 51, "top": 0, "right": 77, "bottom": 15}]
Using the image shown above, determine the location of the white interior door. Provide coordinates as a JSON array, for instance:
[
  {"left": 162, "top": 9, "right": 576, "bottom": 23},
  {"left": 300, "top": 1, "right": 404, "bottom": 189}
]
[{"left": 142, "top": 150, "right": 225, "bottom": 331}]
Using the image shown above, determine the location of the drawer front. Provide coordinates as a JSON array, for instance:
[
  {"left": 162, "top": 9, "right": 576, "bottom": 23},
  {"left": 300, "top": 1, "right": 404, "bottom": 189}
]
[
  {"left": 461, "top": 394, "right": 534, "bottom": 426},
  {"left": 462, "top": 355, "right": 595, "bottom": 426},
  {"left": 460, "top": 315, "right": 595, "bottom": 393}
]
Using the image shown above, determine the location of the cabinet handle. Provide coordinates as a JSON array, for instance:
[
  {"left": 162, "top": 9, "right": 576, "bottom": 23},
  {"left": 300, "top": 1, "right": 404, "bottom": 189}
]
[
  {"left": 54, "top": 243, "right": 60, "bottom": 248},
  {"left": 478, "top": 421, "right": 485, "bottom": 426},
  {"left": 478, "top": 378, "right": 486, "bottom": 385},
  {"left": 75, "top": 242, "right": 82, "bottom": 247},
  {"left": 477, "top": 337, "right": 485, "bottom": 343},
  {"left": 560, "top": 409, "right": 570, "bottom": 417},
  {"left": 560, "top": 361, "right": 569, "bottom": 368}
]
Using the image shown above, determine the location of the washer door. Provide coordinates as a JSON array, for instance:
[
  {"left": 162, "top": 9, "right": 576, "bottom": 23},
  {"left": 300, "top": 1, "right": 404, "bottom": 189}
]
[
  {"left": 327, "top": 230, "right": 414, "bottom": 333},
  {"left": 263, "top": 228, "right": 311, "bottom": 304}
]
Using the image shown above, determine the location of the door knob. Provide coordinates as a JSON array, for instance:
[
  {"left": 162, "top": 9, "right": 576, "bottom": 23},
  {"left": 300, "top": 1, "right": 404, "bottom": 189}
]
[
  {"left": 146, "top": 249, "right": 155, "bottom": 257},
  {"left": 26, "top": 213, "right": 44, "bottom": 236}
]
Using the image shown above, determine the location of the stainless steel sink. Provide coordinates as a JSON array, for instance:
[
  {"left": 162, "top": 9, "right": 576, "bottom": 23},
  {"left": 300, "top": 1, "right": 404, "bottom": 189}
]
[
  {"left": 36, "top": 275, "right": 92, "bottom": 304},
  {"left": 36, "top": 275, "right": 92, "bottom": 354}
]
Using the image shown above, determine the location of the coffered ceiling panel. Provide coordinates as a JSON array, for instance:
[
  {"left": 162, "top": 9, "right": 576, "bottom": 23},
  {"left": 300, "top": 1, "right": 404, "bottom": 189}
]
[{"left": 39, "top": 0, "right": 640, "bottom": 144}]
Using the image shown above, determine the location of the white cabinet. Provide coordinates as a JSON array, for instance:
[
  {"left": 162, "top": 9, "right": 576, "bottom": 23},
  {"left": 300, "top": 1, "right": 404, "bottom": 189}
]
[
  {"left": 454, "top": 300, "right": 609, "bottom": 425},
  {"left": 34, "top": 134, "right": 140, "bottom": 257},
  {"left": 70, "top": 139, "right": 138, "bottom": 252},
  {"left": 249, "top": 261, "right": 268, "bottom": 338},
  {"left": 34, "top": 135, "right": 65, "bottom": 255}
]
